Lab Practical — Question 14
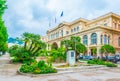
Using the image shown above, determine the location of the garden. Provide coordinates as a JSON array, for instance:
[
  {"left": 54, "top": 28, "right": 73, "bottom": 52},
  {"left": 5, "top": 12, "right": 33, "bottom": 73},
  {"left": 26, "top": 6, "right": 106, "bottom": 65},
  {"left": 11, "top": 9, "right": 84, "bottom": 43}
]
[
  {"left": 0, "top": 0, "right": 118, "bottom": 75},
  {"left": 7, "top": 34, "right": 119, "bottom": 74}
]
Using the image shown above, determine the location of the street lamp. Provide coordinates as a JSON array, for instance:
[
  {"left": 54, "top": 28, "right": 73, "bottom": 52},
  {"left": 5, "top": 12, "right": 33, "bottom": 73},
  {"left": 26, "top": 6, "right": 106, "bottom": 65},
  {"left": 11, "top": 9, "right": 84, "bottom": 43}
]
[
  {"left": 74, "top": 38, "right": 76, "bottom": 51},
  {"left": 65, "top": 40, "right": 68, "bottom": 51}
]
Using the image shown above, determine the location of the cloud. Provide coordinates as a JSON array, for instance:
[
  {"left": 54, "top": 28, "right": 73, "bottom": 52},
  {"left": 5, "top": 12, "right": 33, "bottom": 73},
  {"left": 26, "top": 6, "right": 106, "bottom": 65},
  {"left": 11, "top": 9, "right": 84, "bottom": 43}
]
[{"left": 3, "top": 0, "right": 120, "bottom": 37}]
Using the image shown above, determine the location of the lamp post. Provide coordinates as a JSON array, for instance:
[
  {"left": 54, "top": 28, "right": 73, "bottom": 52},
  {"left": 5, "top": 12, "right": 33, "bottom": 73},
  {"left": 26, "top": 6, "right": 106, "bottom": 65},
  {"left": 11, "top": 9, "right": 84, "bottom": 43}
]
[
  {"left": 74, "top": 38, "right": 76, "bottom": 51},
  {"left": 65, "top": 40, "right": 68, "bottom": 52}
]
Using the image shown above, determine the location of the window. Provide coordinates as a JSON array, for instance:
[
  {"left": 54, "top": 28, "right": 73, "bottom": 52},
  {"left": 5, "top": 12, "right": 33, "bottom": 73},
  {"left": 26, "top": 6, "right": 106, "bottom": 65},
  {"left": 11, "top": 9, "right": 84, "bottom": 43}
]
[
  {"left": 118, "top": 37, "right": 120, "bottom": 46},
  {"left": 104, "top": 23, "right": 107, "bottom": 26},
  {"left": 66, "top": 31, "right": 69, "bottom": 35},
  {"left": 48, "top": 36, "right": 50, "bottom": 40},
  {"left": 104, "top": 35, "right": 107, "bottom": 44},
  {"left": 101, "top": 35, "right": 103, "bottom": 44},
  {"left": 108, "top": 36, "right": 110, "bottom": 44},
  {"left": 83, "top": 35, "right": 88, "bottom": 45},
  {"left": 77, "top": 26, "right": 79, "bottom": 31},
  {"left": 61, "top": 30, "right": 63, "bottom": 37},
  {"left": 71, "top": 29, "right": 73, "bottom": 33},
  {"left": 91, "top": 33, "right": 97, "bottom": 45},
  {"left": 74, "top": 28, "right": 76, "bottom": 32}
]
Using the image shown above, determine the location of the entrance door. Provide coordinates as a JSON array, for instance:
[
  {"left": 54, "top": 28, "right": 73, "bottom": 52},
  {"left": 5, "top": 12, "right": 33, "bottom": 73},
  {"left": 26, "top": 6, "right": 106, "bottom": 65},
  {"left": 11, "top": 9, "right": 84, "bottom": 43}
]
[{"left": 91, "top": 49, "right": 93, "bottom": 56}]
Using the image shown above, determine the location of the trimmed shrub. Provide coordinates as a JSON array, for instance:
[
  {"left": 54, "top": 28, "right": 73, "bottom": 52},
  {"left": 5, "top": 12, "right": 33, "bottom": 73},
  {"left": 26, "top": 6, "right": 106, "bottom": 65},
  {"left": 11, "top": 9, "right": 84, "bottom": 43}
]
[
  {"left": 105, "top": 62, "right": 117, "bottom": 67},
  {"left": 87, "top": 59, "right": 117, "bottom": 67},
  {"left": 20, "top": 60, "right": 57, "bottom": 74}
]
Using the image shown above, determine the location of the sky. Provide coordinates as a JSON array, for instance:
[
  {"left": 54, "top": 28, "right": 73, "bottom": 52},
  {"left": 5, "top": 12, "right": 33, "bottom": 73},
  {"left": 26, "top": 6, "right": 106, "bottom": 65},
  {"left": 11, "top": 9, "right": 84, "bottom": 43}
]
[{"left": 3, "top": 0, "right": 120, "bottom": 38}]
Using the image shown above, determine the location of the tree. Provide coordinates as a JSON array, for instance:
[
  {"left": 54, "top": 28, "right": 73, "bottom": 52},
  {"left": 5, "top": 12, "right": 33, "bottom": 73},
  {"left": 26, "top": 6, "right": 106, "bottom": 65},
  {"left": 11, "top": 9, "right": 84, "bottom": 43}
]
[
  {"left": 91, "top": 47, "right": 97, "bottom": 55},
  {"left": 61, "top": 36, "right": 86, "bottom": 59},
  {"left": 75, "top": 42, "right": 87, "bottom": 54},
  {"left": 0, "top": 0, "right": 8, "bottom": 54},
  {"left": 9, "top": 32, "right": 47, "bottom": 62},
  {"left": 0, "top": 0, "right": 7, "bottom": 16},
  {"left": 70, "top": 36, "right": 81, "bottom": 50},
  {"left": 100, "top": 44, "right": 115, "bottom": 59},
  {"left": 22, "top": 32, "right": 31, "bottom": 50}
]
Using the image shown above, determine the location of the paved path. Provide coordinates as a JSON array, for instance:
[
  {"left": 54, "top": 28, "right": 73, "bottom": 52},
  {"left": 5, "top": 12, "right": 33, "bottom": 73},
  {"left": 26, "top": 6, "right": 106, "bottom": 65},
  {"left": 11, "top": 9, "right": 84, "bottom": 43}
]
[
  {"left": 0, "top": 54, "right": 10, "bottom": 65},
  {"left": 0, "top": 55, "right": 120, "bottom": 81}
]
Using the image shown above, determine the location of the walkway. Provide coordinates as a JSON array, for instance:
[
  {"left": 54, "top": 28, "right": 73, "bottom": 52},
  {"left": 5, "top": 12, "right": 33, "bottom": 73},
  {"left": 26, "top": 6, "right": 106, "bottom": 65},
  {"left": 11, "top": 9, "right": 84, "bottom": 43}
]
[{"left": 0, "top": 54, "right": 120, "bottom": 81}]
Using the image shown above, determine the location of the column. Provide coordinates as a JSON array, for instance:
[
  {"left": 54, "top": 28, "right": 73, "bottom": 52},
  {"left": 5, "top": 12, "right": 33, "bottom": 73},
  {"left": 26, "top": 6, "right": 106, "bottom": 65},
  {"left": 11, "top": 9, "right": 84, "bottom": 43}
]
[
  {"left": 97, "top": 32, "right": 101, "bottom": 45},
  {"left": 97, "top": 47, "right": 101, "bottom": 58},
  {"left": 87, "top": 48, "right": 91, "bottom": 56},
  {"left": 88, "top": 33, "right": 91, "bottom": 46}
]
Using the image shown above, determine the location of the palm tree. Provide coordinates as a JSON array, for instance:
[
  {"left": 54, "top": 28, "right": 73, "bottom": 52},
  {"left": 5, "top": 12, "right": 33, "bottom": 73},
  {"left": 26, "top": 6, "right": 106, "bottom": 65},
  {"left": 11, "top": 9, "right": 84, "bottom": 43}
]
[
  {"left": 22, "top": 32, "right": 31, "bottom": 50},
  {"left": 32, "top": 41, "right": 46, "bottom": 55}
]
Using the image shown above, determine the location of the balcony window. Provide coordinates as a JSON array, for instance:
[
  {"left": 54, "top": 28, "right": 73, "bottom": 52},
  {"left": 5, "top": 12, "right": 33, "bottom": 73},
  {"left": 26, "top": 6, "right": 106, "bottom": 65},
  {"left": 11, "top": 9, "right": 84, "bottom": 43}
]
[
  {"left": 77, "top": 26, "right": 79, "bottom": 31},
  {"left": 74, "top": 28, "right": 76, "bottom": 32},
  {"left": 71, "top": 29, "right": 73, "bottom": 33},
  {"left": 91, "top": 33, "right": 97, "bottom": 45},
  {"left": 66, "top": 31, "right": 69, "bottom": 35},
  {"left": 104, "top": 23, "right": 107, "bottom": 26},
  {"left": 104, "top": 35, "right": 107, "bottom": 44},
  {"left": 83, "top": 35, "right": 88, "bottom": 45},
  {"left": 61, "top": 30, "right": 63, "bottom": 37}
]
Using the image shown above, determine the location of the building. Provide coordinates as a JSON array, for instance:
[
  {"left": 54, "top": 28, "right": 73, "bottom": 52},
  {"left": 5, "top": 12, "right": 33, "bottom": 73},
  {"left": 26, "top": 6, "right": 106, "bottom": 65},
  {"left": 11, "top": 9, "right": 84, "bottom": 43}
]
[
  {"left": 46, "top": 12, "right": 120, "bottom": 57},
  {"left": 41, "top": 36, "right": 48, "bottom": 43}
]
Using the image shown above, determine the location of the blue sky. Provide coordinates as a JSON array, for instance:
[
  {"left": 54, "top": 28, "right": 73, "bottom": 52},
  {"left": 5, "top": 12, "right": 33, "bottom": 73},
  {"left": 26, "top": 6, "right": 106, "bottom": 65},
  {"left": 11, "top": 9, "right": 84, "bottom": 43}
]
[{"left": 3, "top": 0, "right": 120, "bottom": 37}]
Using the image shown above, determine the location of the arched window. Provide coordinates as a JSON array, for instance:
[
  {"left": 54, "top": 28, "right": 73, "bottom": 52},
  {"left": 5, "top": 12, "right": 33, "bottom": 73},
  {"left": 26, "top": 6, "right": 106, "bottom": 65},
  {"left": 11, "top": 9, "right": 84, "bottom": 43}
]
[
  {"left": 101, "top": 35, "right": 103, "bottom": 44},
  {"left": 108, "top": 36, "right": 110, "bottom": 44},
  {"left": 77, "top": 26, "right": 79, "bottom": 31},
  {"left": 118, "top": 37, "right": 120, "bottom": 46},
  {"left": 104, "top": 35, "right": 107, "bottom": 44},
  {"left": 91, "top": 33, "right": 97, "bottom": 45},
  {"left": 83, "top": 35, "right": 88, "bottom": 45}
]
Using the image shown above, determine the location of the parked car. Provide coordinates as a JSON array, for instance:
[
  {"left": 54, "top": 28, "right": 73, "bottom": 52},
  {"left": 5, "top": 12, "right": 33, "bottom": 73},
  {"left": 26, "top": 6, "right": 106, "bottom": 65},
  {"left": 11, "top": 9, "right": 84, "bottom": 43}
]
[
  {"left": 115, "top": 54, "right": 120, "bottom": 61},
  {"left": 78, "top": 55, "right": 96, "bottom": 60},
  {"left": 102, "top": 56, "right": 118, "bottom": 63}
]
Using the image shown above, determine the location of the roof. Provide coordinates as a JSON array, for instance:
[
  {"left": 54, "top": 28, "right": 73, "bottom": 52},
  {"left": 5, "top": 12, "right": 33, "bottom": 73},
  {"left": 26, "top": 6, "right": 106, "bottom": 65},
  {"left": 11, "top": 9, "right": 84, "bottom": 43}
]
[{"left": 87, "top": 12, "right": 120, "bottom": 25}]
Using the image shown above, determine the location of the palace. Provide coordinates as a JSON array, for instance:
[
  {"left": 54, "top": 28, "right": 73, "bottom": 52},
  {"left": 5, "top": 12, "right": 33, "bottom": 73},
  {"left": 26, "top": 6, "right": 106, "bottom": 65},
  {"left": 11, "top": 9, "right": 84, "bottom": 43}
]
[{"left": 45, "top": 12, "right": 120, "bottom": 57}]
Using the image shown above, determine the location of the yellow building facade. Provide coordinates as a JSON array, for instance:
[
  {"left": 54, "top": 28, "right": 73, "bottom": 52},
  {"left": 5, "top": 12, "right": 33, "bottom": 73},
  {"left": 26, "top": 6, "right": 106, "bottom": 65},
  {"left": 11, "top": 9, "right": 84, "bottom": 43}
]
[{"left": 46, "top": 12, "right": 120, "bottom": 57}]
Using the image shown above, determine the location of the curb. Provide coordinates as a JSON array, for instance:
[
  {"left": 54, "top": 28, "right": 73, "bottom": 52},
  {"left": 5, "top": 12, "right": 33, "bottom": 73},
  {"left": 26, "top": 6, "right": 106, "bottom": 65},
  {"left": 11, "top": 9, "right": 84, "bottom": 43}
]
[{"left": 17, "top": 65, "right": 107, "bottom": 77}]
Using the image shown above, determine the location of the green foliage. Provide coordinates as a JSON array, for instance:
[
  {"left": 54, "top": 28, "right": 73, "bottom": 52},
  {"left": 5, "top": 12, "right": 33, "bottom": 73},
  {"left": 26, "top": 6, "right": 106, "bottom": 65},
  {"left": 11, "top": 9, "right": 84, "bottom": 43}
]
[
  {"left": 0, "top": 0, "right": 8, "bottom": 54},
  {"left": 88, "top": 59, "right": 105, "bottom": 65},
  {"left": 8, "top": 32, "right": 46, "bottom": 63},
  {"left": 20, "top": 64, "right": 34, "bottom": 73},
  {"left": 100, "top": 44, "right": 115, "bottom": 54},
  {"left": 105, "top": 62, "right": 117, "bottom": 67},
  {"left": 87, "top": 59, "right": 117, "bottom": 67},
  {"left": 0, "top": 17, "right": 8, "bottom": 53},
  {"left": 8, "top": 45, "right": 39, "bottom": 63},
  {"left": 0, "top": 0, "right": 7, "bottom": 16},
  {"left": 22, "top": 32, "right": 46, "bottom": 55},
  {"left": 61, "top": 36, "right": 86, "bottom": 54},
  {"left": 91, "top": 48, "right": 97, "bottom": 55},
  {"left": 76, "top": 42, "right": 87, "bottom": 54},
  {"left": 20, "top": 60, "right": 57, "bottom": 74},
  {"left": 48, "top": 47, "right": 66, "bottom": 63}
]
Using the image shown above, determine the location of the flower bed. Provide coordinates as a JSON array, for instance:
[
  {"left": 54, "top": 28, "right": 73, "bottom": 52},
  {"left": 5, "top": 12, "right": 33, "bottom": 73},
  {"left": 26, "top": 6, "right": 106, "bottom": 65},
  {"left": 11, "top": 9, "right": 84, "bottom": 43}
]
[
  {"left": 87, "top": 59, "right": 117, "bottom": 67},
  {"left": 19, "top": 60, "right": 57, "bottom": 74}
]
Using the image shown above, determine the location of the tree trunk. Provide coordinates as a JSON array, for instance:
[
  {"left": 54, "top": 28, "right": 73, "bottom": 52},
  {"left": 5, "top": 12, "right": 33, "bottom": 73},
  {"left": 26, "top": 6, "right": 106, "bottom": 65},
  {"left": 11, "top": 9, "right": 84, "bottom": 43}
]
[
  {"left": 31, "top": 44, "right": 37, "bottom": 52},
  {"left": 32, "top": 47, "right": 41, "bottom": 55},
  {"left": 29, "top": 41, "right": 34, "bottom": 51},
  {"left": 24, "top": 41, "right": 27, "bottom": 49}
]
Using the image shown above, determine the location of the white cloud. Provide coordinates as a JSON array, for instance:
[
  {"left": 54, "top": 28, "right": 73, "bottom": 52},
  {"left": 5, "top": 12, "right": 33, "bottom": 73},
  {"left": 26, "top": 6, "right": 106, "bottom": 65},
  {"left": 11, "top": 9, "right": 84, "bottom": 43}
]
[{"left": 3, "top": 0, "right": 120, "bottom": 37}]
